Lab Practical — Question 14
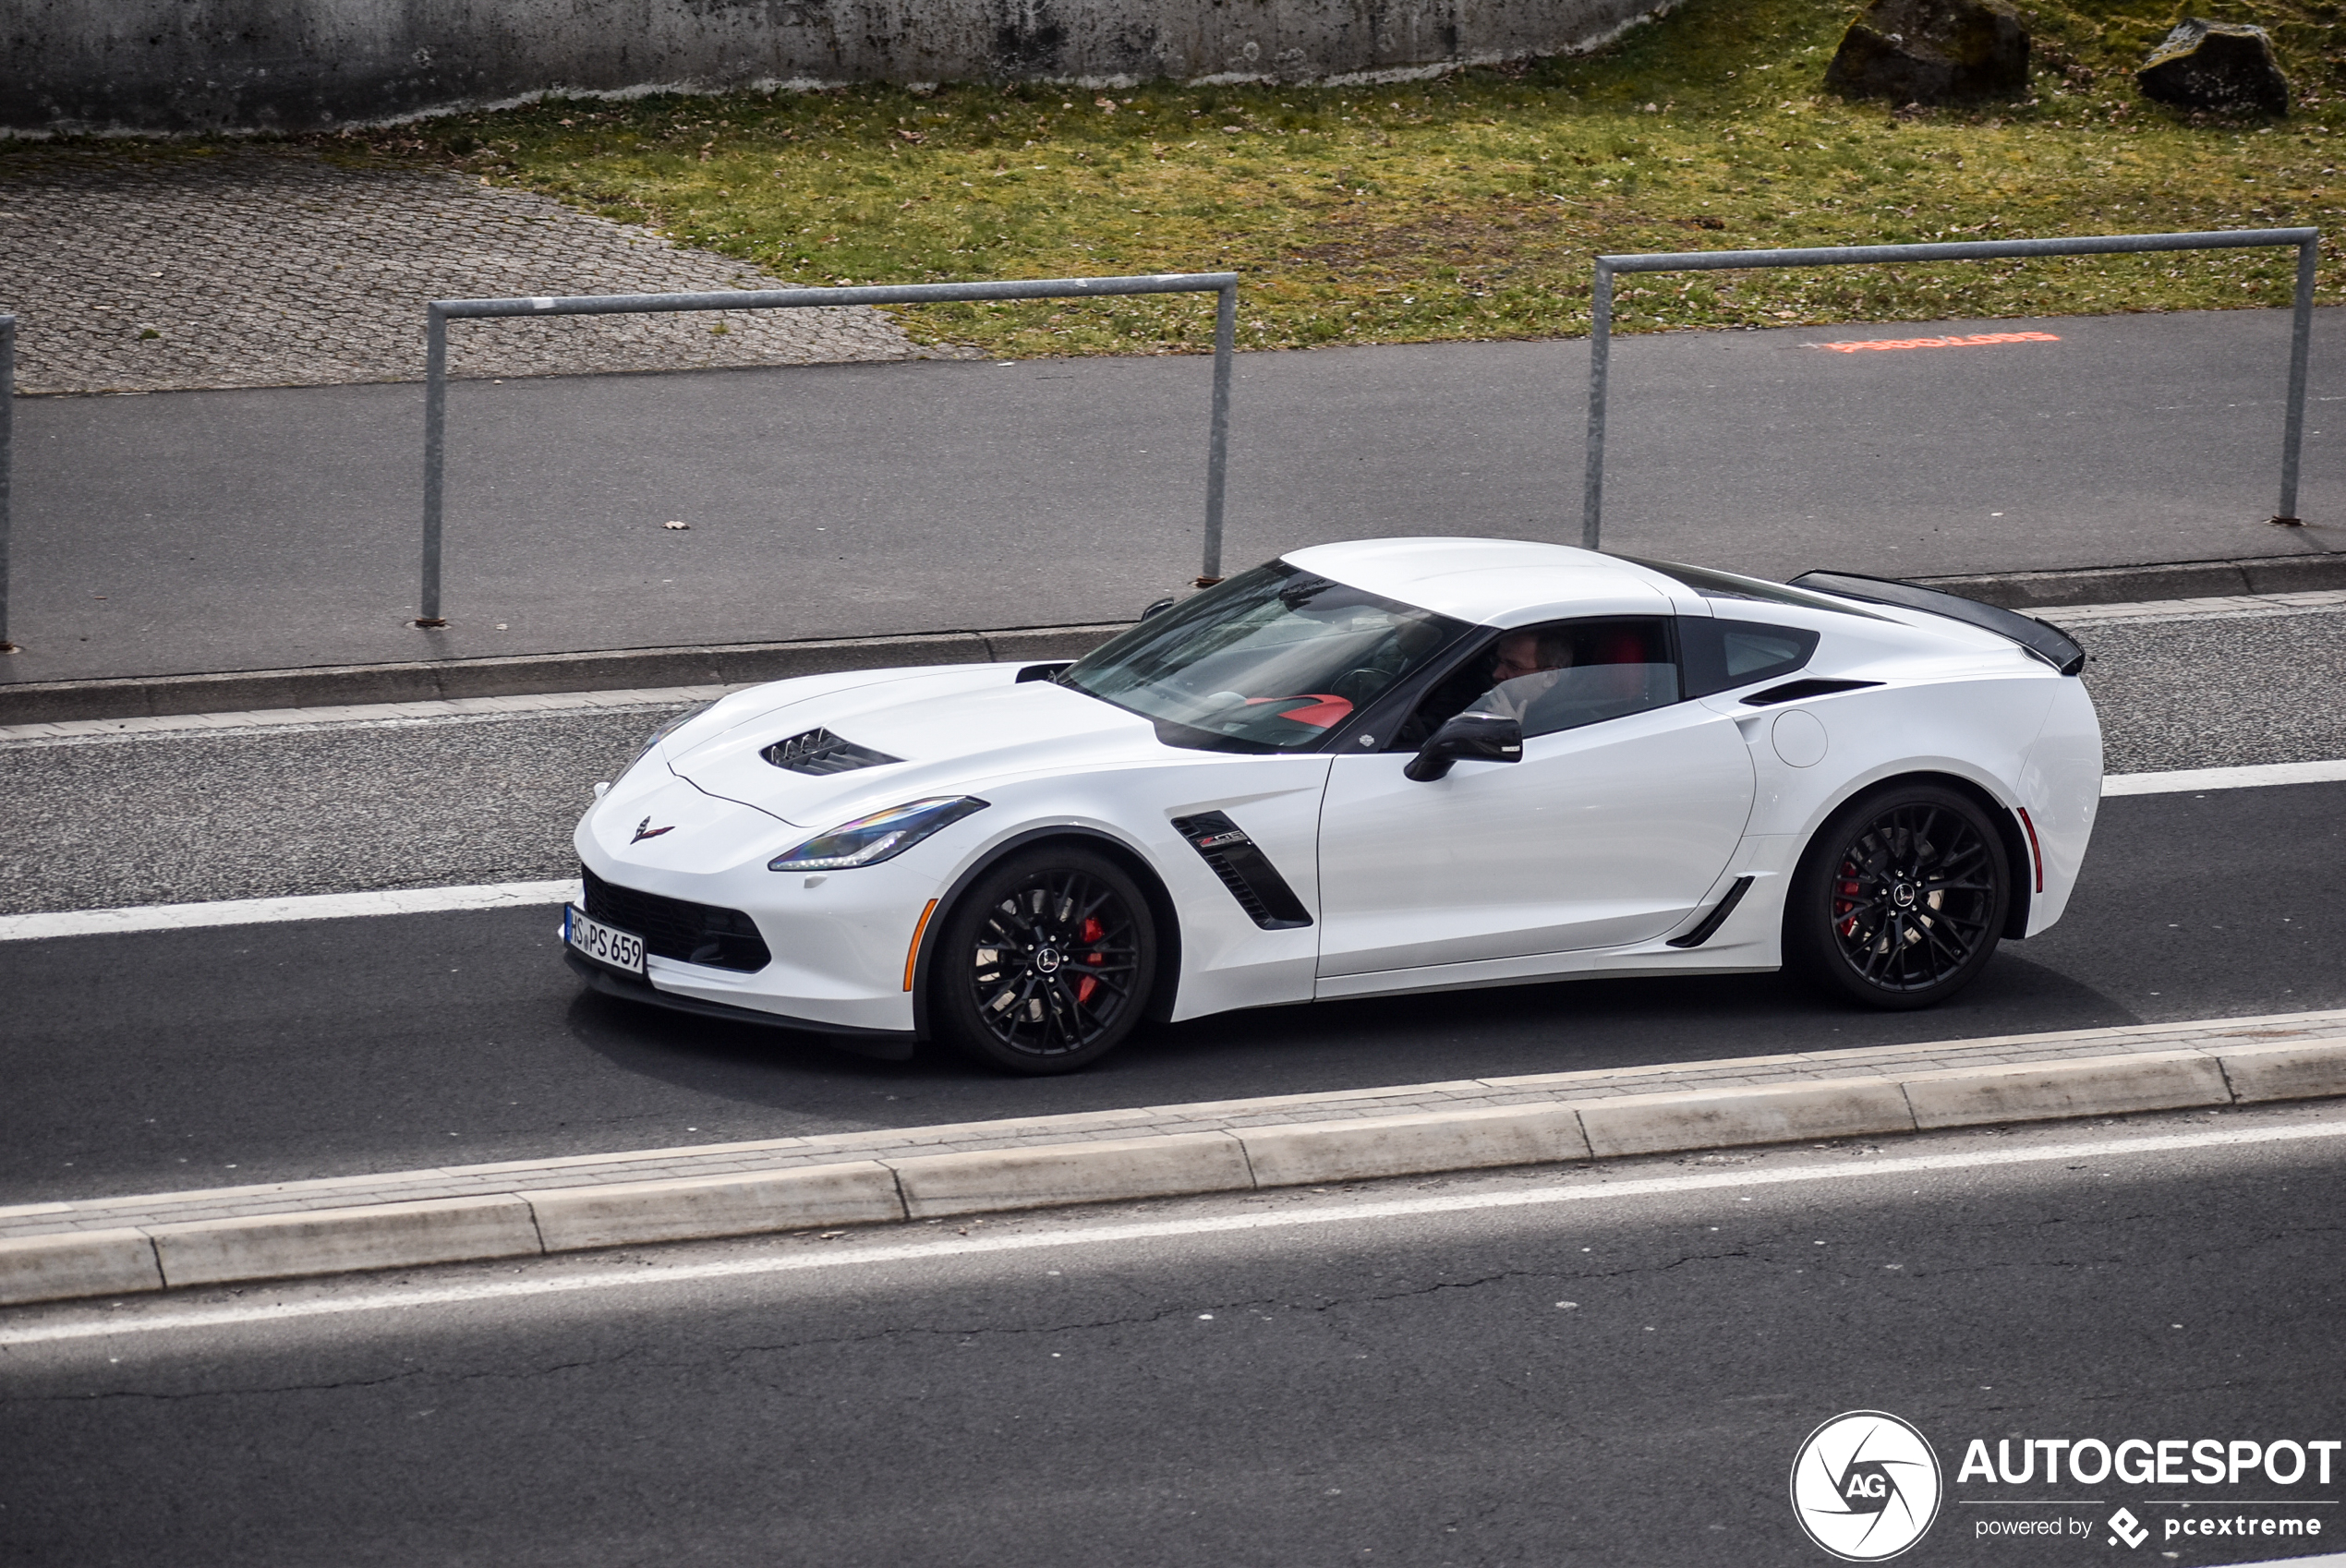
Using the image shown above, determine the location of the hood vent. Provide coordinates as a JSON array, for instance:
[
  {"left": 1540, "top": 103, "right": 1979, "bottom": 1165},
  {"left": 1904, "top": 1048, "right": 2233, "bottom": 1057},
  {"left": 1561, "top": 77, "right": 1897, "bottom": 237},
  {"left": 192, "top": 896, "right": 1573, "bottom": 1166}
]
[{"left": 762, "top": 728, "right": 903, "bottom": 776}]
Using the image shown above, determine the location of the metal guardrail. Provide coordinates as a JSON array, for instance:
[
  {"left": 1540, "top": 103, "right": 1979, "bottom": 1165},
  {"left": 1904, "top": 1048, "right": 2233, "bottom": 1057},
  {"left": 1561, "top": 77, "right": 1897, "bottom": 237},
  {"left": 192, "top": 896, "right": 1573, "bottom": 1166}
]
[
  {"left": 418, "top": 272, "right": 1241, "bottom": 627},
  {"left": 0, "top": 313, "right": 14, "bottom": 654},
  {"left": 1579, "top": 228, "right": 2323, "bottom": 550}
]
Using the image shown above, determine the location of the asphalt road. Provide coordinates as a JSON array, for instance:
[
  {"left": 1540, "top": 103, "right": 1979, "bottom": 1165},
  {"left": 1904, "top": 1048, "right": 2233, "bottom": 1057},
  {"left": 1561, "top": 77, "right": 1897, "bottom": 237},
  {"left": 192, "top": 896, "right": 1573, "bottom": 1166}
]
[
  {"left": 8, "top": 307, "right": 2342, "bottom": 683},
  {"left": 2, "top": 778, "right": 2339, "bottom": 1205},
  {"left": 5, "top": 1107, "right": 2341, "bottom": 1567},
  {"left": 6, "top": 604, "right": 2339, "bottom": 919}
]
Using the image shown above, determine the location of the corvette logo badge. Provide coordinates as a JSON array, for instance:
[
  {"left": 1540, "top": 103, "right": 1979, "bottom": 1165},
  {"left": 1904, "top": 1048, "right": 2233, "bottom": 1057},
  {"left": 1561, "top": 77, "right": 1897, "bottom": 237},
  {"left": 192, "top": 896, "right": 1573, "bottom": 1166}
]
[{"left": 630, "top": 817, "right": 676, "bottom": 844}]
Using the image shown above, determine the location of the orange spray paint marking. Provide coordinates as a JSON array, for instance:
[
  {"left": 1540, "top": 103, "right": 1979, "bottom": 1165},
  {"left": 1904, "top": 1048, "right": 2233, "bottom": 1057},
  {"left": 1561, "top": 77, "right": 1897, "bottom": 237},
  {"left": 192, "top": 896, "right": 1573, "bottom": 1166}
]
[{"left": 1808, "top": 332, "right": 2062, "bottom": 354}]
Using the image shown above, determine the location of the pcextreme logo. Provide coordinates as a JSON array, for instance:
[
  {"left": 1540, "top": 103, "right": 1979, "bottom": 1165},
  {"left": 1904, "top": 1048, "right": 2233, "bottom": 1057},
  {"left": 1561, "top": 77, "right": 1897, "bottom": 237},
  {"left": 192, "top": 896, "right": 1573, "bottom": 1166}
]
[{"left": 1792, "top": 1411, "right": 1946, "bottom": 1562}]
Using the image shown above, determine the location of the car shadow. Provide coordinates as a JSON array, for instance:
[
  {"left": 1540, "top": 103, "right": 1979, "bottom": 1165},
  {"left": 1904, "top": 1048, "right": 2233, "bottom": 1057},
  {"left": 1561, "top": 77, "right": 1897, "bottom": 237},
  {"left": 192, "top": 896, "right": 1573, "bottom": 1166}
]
[{"left": 561, "top": 955, "right": 2139, "bottom": 1129}]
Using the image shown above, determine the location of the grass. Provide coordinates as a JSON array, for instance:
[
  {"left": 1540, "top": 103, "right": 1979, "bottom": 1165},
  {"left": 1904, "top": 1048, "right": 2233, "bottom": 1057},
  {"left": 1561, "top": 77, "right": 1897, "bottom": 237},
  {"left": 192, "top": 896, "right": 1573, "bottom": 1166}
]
[{"left": 339, "top": 0, "right": 2346, "bottom": 356}]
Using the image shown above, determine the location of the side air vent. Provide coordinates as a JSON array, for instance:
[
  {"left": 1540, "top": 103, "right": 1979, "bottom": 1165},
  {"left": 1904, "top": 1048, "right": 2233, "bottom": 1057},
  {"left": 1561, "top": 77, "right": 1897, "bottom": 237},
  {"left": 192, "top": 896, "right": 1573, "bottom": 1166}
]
[
  {"left": 1741, "top": 678, "right": 1882, "bottom": 707},
  {"left": 1667, "top": 875, "right": 1754, "bottom": 948},
  {"left": 762, "top": 728, "right": 902, "bottom": 775},
  {"left": 1169, "top": 812, "right": 1312, "bottom": 931}
]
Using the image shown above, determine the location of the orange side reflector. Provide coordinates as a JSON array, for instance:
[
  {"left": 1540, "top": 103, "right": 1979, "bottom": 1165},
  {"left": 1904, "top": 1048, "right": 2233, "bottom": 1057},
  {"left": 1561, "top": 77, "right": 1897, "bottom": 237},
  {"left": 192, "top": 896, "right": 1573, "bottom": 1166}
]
[{"left": 903, "top": 899, "right": 939, "bottom": 992}]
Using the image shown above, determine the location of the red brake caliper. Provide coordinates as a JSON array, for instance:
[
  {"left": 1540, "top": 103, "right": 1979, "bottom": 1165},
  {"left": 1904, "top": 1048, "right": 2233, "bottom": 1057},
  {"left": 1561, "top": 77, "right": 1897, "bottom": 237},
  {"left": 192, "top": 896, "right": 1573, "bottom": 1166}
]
[
  {"left": 1076, "top": 916, "right": 1106, "bottom": 1005},
  {"left": 1834, "top": 860, "right": 1862, "bottom": 938}
]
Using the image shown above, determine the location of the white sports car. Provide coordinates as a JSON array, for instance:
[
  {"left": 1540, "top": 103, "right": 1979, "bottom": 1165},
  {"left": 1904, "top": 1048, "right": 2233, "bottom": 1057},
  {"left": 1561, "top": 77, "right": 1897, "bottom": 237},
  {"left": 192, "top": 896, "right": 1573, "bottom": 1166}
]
[{"left": 564, "top": 538, "right": 2101, "bottom": 1074}]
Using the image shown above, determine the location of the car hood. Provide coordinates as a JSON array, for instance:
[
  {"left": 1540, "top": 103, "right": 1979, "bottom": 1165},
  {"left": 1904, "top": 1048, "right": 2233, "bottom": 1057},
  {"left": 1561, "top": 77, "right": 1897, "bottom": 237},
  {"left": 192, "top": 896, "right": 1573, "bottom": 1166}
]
[{"left": 666, "top": 667, "right": 1167, "bottom": 827}]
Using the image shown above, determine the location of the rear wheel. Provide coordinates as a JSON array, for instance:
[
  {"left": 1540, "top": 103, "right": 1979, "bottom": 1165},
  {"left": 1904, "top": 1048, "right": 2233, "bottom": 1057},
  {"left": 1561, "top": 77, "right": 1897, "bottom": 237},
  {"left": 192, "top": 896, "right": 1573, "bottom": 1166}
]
[
  {"left": 931, "top": 848, "right": 1158, "bottom": 1075},
  {"left": 1785, "top": 783, "right": 2011, "bottom": 1010}
]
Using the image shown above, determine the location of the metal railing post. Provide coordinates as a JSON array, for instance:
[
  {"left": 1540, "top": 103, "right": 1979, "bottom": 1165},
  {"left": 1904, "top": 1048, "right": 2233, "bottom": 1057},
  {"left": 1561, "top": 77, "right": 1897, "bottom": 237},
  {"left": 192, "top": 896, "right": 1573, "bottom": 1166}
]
[
  {"left": 418, "top": 304, "right": 449, "bottom": 627},
  {"left": 0, "top": 313, "right": 15, "bottom": 654},
  {"left": 2278, "top": 235, "right": 2319, "bottom": 525},
  {"left": 417, "top": 272, "right": 1238, "bottom": 626},
  {"left": 1203, "top": 280, "right": 1238, "bottom": 583},
  {"left": 1581, "top": 263, "right": 1614, "bottom": 552},
  {"left": 1582, "top": 228, "right": 2320, "bottom": 547}
]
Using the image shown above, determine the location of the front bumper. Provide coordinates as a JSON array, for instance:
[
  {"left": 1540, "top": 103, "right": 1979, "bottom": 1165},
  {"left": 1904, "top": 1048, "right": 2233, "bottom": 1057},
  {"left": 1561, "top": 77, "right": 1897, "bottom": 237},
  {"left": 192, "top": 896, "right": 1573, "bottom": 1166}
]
[{"left": 562, "top": 950, "right": 916, "bottom": 1060}]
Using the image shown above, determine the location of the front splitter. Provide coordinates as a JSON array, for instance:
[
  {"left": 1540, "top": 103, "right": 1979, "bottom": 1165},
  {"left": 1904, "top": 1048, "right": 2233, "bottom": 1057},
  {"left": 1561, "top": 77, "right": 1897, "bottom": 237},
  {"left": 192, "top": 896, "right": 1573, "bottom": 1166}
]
[{"left": 562, "top": 949, "right": 917, "bottom": 1061}]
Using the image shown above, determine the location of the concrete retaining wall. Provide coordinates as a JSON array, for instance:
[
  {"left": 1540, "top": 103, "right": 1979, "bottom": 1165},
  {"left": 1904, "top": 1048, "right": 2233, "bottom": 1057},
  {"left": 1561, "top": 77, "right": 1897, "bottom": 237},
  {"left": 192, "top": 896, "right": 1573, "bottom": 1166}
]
[{"left": 5, "top": 0, "right": 1664, "bottom": 136}]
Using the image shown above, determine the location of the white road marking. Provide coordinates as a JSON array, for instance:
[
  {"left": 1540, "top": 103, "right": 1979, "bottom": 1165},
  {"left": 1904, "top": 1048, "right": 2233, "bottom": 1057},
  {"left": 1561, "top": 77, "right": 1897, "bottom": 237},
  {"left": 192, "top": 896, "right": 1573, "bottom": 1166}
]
[
  {"left": 2101, "top": 758, "right": 2346, "bottom": 795},
  {"left": 2048, "top": 588, "right": 2346, "bottom": 626},
  {"left": 0, "top": 592, "right": 2334, "bottom": 749},
  {"left": 0, "top": 756, "right": 2335, "bottom": 941},
  {"left": 0, "top": 684, "right": 738, "bottom": 747},
  {"left": 0, "top": 881, "right": 581, "bottom": 941},
  {"left": 6, "top": 1116, "right": 2342, "bottom": 1347}
]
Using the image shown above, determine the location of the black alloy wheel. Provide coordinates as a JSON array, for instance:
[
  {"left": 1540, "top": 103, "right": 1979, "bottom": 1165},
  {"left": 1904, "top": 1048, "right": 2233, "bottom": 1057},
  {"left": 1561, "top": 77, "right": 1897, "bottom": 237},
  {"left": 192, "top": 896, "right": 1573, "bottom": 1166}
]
[
  {"left": 1786, "top": 783, "right": 2012, "bottom": 1010},
  {"left": 932, "top": 848, "right": 1158, "bottom": 1074}
]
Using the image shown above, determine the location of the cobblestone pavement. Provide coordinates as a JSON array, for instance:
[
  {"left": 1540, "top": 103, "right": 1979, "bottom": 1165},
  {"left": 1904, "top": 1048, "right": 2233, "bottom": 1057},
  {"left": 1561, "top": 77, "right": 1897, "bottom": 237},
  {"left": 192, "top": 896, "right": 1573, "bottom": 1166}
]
[
  {"left": 0, "top": 144, "right": 967, "bottom": 393},
  {"left": 3, "top": 1008, "right": 2338, "bottom": 1236}
]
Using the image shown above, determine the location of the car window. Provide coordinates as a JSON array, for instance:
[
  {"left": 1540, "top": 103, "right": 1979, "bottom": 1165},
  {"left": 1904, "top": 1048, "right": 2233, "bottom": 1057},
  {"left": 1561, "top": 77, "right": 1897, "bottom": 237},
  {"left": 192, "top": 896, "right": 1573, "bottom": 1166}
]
[
  {"left": 1402, "top": 618, "right": 1679, "bottom": 745},
  {"left": 1680, "top": 618, "right": 1820, "bottom": 697},
  {"left": 1060, "top": 561, "right": 1469, "bottom": 753}
]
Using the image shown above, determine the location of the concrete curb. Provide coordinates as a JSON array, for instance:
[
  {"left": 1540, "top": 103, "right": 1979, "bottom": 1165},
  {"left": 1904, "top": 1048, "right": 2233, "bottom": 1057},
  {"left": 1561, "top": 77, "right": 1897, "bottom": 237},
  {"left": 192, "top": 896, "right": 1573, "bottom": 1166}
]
[
  {"left": 149, "top": 1195, "right": 543, "bottom": 1289},
  {"left": 0, "top": 624, "right": 1127, "bottom": 727},
  {"left": 1916, "top": 550, "right": 2346, "bottom": 611},
  {"left": 525, "top": 1162, "right": 905, "bottom": 1252},
  {"left": 6, "top": 1036, "right": 2341, "bottom": 1308},
  {"left": 9, "top": 550, "right": 2344, "bottom": 725}
]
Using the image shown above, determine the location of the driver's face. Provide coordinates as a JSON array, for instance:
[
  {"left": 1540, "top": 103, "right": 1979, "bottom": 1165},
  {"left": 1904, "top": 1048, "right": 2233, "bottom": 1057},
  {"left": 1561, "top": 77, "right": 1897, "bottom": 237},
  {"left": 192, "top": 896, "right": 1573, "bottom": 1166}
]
[{"left": 1491, "top": 633, "right": 1555, "bottom": 684}]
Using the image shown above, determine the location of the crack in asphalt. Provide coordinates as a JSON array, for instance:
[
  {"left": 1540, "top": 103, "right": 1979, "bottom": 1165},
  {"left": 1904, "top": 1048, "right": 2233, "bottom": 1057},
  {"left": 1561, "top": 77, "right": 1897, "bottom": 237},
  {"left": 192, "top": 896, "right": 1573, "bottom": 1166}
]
[
  {"left": 0, "top": 1353, "right": 629, "bottom": 1405},
  {"left": 693, "top": 1248, "right": 1767, "bottom": 1362}
]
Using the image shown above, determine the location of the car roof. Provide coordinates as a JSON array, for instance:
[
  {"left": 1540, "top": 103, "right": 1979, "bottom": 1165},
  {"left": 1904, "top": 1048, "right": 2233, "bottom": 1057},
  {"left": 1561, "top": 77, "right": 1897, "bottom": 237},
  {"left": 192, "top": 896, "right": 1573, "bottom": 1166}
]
[{"left": 1281, "top": 537, "right": 1684, "bottom": 627}]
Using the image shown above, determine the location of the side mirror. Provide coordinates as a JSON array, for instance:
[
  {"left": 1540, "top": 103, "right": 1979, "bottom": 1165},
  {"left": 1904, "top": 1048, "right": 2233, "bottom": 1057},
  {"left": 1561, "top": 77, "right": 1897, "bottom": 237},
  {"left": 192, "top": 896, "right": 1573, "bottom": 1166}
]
[
  {"left": 1403, "top": 711, "right": 1523, "bottom": 782},
  {"left": 1139, "top": 597, "right": 1178, "bottom": 621}
]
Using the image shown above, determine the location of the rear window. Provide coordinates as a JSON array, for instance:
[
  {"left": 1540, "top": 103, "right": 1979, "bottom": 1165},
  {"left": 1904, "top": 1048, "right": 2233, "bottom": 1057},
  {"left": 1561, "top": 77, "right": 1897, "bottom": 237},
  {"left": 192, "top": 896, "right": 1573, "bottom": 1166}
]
[
  {"left": 1681, "top": 619, "right": 1820, "bottom": 697},
  {"left": 1627, "top": 557, "right": 1889, "bottom": 619}
]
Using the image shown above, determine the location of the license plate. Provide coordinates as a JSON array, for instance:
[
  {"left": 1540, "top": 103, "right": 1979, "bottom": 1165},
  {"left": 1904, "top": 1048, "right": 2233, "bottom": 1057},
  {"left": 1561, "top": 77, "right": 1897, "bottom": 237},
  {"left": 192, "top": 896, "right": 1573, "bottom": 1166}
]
[{"left": 565, "top": 905, "right": 645, "bottom": 975}]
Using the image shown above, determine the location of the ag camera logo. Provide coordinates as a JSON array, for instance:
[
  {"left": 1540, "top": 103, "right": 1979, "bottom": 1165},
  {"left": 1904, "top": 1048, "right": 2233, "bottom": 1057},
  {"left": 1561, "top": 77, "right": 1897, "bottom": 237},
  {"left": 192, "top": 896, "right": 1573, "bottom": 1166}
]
[{"left": 1791, "top": 1411, "right": 1944, "bottom": 1561}]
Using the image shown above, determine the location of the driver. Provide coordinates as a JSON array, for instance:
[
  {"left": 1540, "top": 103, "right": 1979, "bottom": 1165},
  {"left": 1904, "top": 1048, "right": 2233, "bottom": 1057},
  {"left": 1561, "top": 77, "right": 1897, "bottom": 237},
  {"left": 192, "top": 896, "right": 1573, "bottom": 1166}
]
[{"left": 1473, "top": 627, "right": 1576, "bottom": 720}]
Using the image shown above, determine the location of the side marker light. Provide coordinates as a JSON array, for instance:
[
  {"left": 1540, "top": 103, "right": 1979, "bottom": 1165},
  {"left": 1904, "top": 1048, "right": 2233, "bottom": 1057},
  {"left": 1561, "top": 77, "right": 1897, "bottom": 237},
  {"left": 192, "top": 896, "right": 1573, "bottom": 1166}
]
[
  {"left": 2015, "top": 806, "right": 2044, "bottom": 893},
  {"left": 904, "top": 899, "right": 939, "bottom": 992}
]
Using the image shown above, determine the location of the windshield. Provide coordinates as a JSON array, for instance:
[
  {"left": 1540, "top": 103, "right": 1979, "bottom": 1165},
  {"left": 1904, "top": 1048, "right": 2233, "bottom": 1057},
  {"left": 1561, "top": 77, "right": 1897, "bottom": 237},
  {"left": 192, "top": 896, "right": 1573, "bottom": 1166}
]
[{"left": 1060, "top": 561, "right": 1470, "bottom": 752}]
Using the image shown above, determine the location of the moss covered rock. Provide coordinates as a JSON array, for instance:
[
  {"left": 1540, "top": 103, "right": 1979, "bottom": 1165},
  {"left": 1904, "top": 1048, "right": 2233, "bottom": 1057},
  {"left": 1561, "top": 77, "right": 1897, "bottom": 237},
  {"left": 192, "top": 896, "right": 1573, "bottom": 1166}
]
[
  {"left": 2136, "top": 19, "right": 2291, "bottom": 117},
  {"left": 1824, "top": 0, "right": 2031, "bottom": 103}
]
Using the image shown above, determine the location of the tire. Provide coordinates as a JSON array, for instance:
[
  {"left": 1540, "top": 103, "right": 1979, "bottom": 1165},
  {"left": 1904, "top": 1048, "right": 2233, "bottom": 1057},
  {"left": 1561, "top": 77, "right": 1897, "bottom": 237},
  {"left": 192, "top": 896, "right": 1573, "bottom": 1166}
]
[
  {"left": 930, "top": 847, "right": 1160, "bottom": 1075},
  {"left": 1784, "top": 782, "right": 2012, "bottom": 1010}
]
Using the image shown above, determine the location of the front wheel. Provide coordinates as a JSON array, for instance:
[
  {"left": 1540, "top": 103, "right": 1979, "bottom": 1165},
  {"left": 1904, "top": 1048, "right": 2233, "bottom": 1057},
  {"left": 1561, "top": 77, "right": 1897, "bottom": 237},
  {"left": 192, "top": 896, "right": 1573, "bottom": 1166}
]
[
  {"left": 1784, "top": 783, "right": 2012, "bottom": 1010},
  {"left": 930, "top": 848, "right": 1159, "bottom": 1075}
]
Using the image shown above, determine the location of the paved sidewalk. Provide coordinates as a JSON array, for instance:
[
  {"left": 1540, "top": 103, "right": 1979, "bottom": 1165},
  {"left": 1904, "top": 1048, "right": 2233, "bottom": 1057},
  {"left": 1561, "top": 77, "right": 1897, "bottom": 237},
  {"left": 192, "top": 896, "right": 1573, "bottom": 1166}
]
[
  {"left": 6, "top": 1007, "right": 2340, "bottom": 1241},
  {"left": 0, "top": 144, "right": 963, "bottom": 393}
]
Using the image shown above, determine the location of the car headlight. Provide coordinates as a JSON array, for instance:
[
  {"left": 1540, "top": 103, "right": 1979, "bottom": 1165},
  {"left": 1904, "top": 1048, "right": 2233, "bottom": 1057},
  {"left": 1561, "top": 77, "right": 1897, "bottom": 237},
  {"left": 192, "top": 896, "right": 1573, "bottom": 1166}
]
[
  {"left": 628, "top": 700, "right": 716, "bottom": 773},
  {"left": 768, "top": 797, "right": 989, "bottom": 872}
]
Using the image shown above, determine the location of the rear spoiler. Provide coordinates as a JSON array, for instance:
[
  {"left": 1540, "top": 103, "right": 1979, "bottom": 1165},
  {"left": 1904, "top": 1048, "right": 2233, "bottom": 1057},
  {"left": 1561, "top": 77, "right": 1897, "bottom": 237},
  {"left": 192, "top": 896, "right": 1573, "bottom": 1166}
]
[{"left": 1787, "top": 571, "right": 2086, "bottom": 677}]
